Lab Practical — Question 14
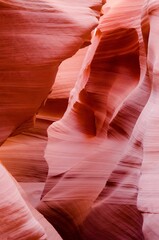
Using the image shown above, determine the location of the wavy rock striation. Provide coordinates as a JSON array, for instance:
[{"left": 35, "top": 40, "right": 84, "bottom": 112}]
[
  {"left": 37, "top": 0, "right": 159, "bottom": 240},
  {"left": 0, "top": 0, "right": 104, "bottom": 238}
]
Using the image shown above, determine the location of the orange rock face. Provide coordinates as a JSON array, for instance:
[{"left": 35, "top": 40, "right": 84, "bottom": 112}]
[
  {"left": 0, "top": 0, "right": 104, "bottom": 238},
  {"left": 1, "top": 0, "right": 159, "bottom": 239},
  {"left": 38, "top": 0, "right": 159, "bottom": 239}
]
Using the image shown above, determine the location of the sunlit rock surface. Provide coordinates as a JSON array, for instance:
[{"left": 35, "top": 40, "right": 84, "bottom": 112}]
[
  {"left": 36, "top": 0, "right": 159, "bottom": 240},
  {"left": 0, "top": 0, "right": 103, "bottom": 238},
  {"left": 1, "top": 0, "right": 159, "bottom": 239}
]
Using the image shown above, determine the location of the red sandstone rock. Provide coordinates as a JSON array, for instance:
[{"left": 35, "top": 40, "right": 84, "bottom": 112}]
[
  {"left": 1, "top": 0, "right": 159, "bottom": 239},
  {"left": 0, "top": 0, "right": 104, "bottom": 238},
  {"left": 37, "top": 0, "right": 159, "bottom": 239}
]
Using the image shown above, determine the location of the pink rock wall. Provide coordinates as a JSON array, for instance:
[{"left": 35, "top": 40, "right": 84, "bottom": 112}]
[
  {"left": 1, "top": 0, "right": 159, "bottom": 239},
  {"left": 37, "top": 0, "right": 159, "bottom": 240},
  {"left": 0, "top": 0, "right": 104, "bottom": 239}
]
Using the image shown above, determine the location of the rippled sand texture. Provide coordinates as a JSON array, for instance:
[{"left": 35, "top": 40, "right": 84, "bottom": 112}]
[
  {"left": 37, "top": 0, "right": 159, "bottom": 239},
  {"left": 0, "top": 0, "right": 104, "bottom": 238}
]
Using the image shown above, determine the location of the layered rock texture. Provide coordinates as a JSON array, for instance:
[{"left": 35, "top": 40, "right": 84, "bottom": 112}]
[
  {"left": 0, "top": 0, "right": 103, "bottom": 239},
  {"left": 1, "top": 0, "right": 159, "bottom": 239}
]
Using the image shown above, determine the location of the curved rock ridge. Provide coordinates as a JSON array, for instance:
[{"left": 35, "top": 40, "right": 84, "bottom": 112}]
[
  {"left": 37, "top": 0, "right": 159, "bottom": 240},
  {"left": 0, "top": 0, "right": 104, "bottom": 144},
  {"left": 0, "top": 0, "right": 104, "bottom": 238}
]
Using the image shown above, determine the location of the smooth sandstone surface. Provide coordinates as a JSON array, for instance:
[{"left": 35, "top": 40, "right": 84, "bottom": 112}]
[
  {"left": 38, "top": 0, "right": 159, "bottom": 239},
  {"left": 1, "top": 0, "right": 159, "bottom": 239},
  {"left": 0, "top": 0, "right": 104, "bottom": 239}
]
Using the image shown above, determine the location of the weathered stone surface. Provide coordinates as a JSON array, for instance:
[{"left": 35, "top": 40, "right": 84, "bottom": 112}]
[
  {"left": 37, "top": 0, "right": 159, "bottom": 239},
  {"left": 1, "top": 0, "right": 159, "bottom": 239},
  {"left": 0, "top": 0, "right": 103, "bottom": 238}
]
